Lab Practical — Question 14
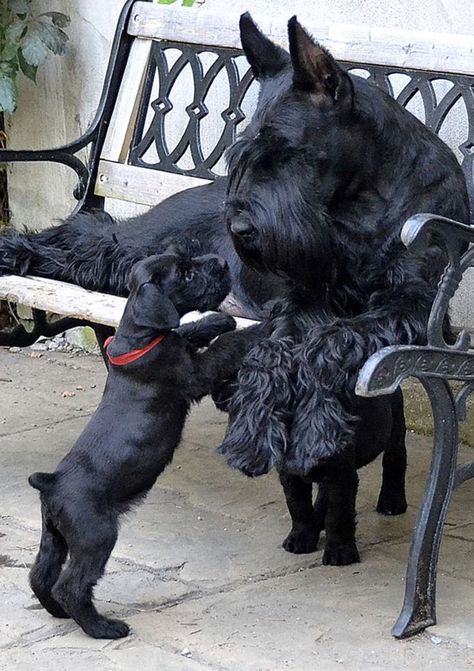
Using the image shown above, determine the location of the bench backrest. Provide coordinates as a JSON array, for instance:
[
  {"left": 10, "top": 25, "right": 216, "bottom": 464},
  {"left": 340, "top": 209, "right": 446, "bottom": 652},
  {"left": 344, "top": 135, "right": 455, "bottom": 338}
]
[{"left": 95, "top": 1, "right": 474, "bottom": 217}]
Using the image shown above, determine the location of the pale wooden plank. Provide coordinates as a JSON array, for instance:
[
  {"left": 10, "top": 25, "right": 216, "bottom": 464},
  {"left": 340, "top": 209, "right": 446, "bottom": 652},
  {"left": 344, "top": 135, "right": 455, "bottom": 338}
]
[
  {"left": 0, "top": 276, "right": 126, "bottom": 328},
  {"left": 94, "top": 160, "right": 211, "bottom": 207},
  {"left": 101, "top": 38, "right": 153, "bottom": 163},
  {"left": 128, "top": 1, "right": 474, "bottom": 76},
  {"left": 0, "top": 276, "right": 259, "bottom": 331}
]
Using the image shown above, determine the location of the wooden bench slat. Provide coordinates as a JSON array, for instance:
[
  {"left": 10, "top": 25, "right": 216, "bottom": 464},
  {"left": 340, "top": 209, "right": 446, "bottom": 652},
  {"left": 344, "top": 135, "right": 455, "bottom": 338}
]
[
  {"left": 0, "top": 276, "right": 258, "bottom": 331},
  {"left": 0, "top": 276, "right": 126, "bottom": 328},
  {"left": 95, "top": 160, "right": 211, "bottom": 207},
  {"left": 128, "top": 2, "right": 474, "bottom": 76},
  {"left": 101, "top": 38, "right": 153, "bottom": 163}
]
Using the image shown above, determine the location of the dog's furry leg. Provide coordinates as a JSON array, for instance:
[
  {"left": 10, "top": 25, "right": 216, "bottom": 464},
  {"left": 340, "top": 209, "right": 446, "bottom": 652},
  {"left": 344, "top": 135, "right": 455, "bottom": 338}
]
[
  {"left": 52, "top": 516, "right": 128, "bottom": 639},
  {"left": 29, "top": 497, "right": 69, "bottom": 618},
  {"left": 279, "top": 471, "right": 320, "bottom": 554},
  {"left": 321, "top": 452, "right": 360, "bottom": 566},
  {"left": 218, "top": 336, "right": 294, "bottom": 476},
  {"left": 376, "top": 388, "right": 408, "bottom": 515},
  {"left": 175, "top": 313, "right": 236, "bottom": 348}
]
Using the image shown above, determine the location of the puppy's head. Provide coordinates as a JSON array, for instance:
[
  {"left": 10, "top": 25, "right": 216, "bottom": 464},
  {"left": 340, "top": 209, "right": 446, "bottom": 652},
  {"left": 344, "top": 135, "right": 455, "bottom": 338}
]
[{"left": 127, "top": 252, "right": 231, "bottom": 331}]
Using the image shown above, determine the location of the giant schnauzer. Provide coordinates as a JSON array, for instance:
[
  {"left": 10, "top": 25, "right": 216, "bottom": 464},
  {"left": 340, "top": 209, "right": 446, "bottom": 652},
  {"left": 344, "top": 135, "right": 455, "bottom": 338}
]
[
  {"left": 27, "top": 251, "right": 263, "bottom": 639},
  {"left": 217, "top": 15, "right": 469, "bottom": 564}
]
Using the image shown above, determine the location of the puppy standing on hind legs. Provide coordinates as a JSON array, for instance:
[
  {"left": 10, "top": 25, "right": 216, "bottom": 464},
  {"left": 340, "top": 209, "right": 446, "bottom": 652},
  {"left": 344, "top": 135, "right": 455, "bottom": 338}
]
[{"left": 27, "top": 251, "right": 251, "bottom": 639}]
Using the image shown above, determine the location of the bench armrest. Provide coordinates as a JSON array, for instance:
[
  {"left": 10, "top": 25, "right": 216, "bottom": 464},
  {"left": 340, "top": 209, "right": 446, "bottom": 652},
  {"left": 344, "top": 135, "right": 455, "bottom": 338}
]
[
  {"left": 357, "top": 212, "right": 474, "bottom": 397},
  {"left": 0, "top": 0, "right": 136, "bottom": 208},
  {"left": 402, "top": 213, "right": 474, "bottom": 352}
]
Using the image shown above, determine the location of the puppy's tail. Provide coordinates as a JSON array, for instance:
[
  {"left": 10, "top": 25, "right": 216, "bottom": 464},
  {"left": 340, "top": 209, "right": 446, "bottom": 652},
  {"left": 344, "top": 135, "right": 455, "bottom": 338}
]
[
  {"left": 29, "top": 489, "right": 70, "bottom": 619},
  {"left": 28, "top": 472, "right": 57, "bottom": 493}
]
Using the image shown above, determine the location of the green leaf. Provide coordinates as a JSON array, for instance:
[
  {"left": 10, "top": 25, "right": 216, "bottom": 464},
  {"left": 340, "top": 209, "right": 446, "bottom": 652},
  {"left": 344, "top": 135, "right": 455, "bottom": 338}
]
[
  {"left": 20, "top": 27, "right": 49, "bottom": 66},
  {"left": 0, "top": 74, "right": 17, "bottom": 113},
  {"left": 18, "top": 48, "right": 36, "bottom": 82},
  {"left": 38, "top": 21, "right": 69, "bottom": 55},
  {"left": 38, "top": 12, "right": 70, "bottom": 29},
  {"left": 1, "top": 21, "right": 26, "bottom": 61},
  {"left": 8, "top": 0, "right": 30, "bottom": 15}
]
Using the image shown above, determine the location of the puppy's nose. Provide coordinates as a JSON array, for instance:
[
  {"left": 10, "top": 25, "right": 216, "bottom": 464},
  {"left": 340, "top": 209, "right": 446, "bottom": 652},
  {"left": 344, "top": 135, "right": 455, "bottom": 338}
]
[{"left": 230, "top": 218, "right": 255, "bottom": 238}]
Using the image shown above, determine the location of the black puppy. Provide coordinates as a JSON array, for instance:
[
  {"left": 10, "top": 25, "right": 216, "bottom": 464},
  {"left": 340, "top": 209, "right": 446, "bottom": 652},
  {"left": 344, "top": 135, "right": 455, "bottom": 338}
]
[{"left": 28, "top": 251, "right": 240, "bottom": 639}]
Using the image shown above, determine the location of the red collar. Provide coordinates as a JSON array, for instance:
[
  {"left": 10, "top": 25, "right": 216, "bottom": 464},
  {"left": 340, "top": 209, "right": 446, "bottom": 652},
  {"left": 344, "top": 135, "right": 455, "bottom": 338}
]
[{"left": 104, "top": 334, "right": 165, "bottom": 366}]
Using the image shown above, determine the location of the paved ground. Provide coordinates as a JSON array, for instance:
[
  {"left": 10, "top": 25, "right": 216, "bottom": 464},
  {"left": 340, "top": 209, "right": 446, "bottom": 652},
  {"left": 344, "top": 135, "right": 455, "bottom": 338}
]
[{"left": 0, "top": 346, "right": 473, "bottom": 671}]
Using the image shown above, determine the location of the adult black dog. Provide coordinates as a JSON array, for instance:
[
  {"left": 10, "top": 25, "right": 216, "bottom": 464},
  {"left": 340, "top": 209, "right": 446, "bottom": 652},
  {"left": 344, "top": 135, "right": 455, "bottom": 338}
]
[
  {"left": 27, "top": 251, "right": 262, "bottom": 639},
  {"left": 217, "top": 15, "right": 469, "bottom": 564}
]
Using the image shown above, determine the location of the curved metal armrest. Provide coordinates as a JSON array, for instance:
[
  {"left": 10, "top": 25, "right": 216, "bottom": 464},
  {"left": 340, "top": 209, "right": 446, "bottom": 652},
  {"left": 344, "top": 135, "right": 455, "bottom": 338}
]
[
  {"left": 403, "top": 213, "right": 474, "bottom": 351},
  {"left": 356, "top": 344, "right": 474, "bottom": 397},
  {"left": 0, "top": 0, "right": 136, "bottom": 206}
]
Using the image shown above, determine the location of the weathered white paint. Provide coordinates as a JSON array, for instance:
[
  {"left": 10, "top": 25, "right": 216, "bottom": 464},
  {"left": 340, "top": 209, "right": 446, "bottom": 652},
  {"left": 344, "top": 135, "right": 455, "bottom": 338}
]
[
  {"left": 0, "top": 275, "right": 126, "bottom": 327},
  {"left": 95, "top": 159, "right": 210, "bottom": 206},
  {"left": 101, "top": 38, "right": 153, "bottom": 163},
  {"left": 130, "top": 2, "right": 474, "bottom": 75}
]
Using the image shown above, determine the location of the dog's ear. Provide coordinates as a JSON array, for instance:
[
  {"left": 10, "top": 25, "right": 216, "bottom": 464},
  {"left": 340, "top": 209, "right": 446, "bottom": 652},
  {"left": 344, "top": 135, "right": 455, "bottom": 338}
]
[
  {"left": 131, "top": 283, "right": 180, "bottom": 331},
  {"left": 288, "top": 17, "right": 352, "bottom": 110},
  {"left": 240, "top": 13, "right": 290, "bottom": 80},
  {"left": 127, "top": 257, "right": 156, "bottom": 292}
]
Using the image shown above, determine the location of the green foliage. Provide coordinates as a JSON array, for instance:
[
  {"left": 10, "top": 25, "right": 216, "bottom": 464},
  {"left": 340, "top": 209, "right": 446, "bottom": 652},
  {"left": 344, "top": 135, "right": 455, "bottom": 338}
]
[{"left": 0, "top": 0, "right": 70, "bottom": 114}]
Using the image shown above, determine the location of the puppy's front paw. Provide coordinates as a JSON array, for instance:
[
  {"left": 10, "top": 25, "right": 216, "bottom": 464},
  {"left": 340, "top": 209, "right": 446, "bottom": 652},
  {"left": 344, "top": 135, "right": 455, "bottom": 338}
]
[
  {"left": 282, "top": 526, "right": 320, "bottom": 554},
  {"left": 322, "top": 542, "right": 360, "bottom": 566}
]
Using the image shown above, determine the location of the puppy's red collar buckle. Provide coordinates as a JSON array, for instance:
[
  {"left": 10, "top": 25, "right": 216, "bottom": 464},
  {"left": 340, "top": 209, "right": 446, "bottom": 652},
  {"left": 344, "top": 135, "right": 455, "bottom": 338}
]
[{"left": 104, "top": 334, "right": 165, "bottom": 366}]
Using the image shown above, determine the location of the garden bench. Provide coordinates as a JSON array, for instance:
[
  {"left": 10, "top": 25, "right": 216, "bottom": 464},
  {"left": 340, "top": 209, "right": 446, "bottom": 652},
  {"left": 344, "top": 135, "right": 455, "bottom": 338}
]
[{"left": 0, "top": 0, "right": 473, "bottom": 638}]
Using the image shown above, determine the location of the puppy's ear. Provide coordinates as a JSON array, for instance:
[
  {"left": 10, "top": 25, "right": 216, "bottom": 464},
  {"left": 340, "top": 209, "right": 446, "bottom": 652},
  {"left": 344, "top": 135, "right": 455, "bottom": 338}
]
[
  {"left": 240, "top": 13, "right": 290, "bottom": 80},
  {"left": 131, "top": 283, "right": 180, "bottom": 331},
  {"left": 127, "top": 257, "right": 155, "bottom": 292},
  {"left": 288, "top": 17, "right": 352, "bottom": 110}
]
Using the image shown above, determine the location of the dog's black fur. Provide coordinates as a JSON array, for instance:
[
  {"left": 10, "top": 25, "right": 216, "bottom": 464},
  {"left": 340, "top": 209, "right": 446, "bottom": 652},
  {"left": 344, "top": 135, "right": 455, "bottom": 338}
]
[
  {"left": 27, "top": 251, "right": 264, "bottom": 639},
  {"left": 217, "top": 15, "right": 470, "bottom": 564},
  {"left": 0, "top": 181, "right": 286, "bottom": 320}
]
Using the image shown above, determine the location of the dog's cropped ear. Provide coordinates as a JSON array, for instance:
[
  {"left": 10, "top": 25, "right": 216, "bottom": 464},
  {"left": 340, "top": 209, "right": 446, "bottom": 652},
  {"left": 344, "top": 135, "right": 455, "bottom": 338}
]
[
  {"left": 240, "top": 13, "right": 290, "bottom": 80},
  {"left": 288, "top": 16, "right": 352, "bottom": 110},
  {"left": 131, "top": 283, "right": 180, "bottom": 331}
]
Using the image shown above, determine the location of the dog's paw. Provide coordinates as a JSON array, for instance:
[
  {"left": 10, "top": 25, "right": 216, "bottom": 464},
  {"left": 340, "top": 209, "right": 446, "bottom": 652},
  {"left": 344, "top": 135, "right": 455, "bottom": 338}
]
[
  {"left": 376, "top": 489, "right": 407, "bottom": 516},
  {"left": 322, "top": 542, "right": 360, "bottom": 566},
  {"left": 282, "top": 527, "right": 320, "bottom": 554},
  {"left": 81, "top": 616, "right": 131, "bottom": 640}
]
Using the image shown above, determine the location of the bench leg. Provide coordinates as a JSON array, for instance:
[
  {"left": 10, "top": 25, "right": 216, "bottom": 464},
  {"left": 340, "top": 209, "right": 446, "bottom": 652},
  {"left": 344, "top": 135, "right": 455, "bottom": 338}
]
[{"left": 392, "top": 378, "right": 458, "bottom": 638}]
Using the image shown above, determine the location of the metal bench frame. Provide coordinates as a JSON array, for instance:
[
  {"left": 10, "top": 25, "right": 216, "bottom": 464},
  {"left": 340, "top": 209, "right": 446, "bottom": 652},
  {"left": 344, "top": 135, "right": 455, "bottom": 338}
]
[{"left": 1, "top": 0, "right": 473, "bottom": 638}]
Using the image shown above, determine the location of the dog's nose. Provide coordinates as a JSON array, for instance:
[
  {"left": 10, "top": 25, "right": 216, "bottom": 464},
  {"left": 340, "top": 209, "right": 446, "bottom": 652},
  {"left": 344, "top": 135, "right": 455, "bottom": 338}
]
[{"left": 230, "top": 218, "right": 255, "bottom": 238}]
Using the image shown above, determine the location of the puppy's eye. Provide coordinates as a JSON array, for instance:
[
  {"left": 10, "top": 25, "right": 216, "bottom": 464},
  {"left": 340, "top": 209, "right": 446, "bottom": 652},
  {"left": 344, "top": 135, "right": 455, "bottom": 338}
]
[{"left": 184, "top": 269, "right": 195, "bottom": 282}]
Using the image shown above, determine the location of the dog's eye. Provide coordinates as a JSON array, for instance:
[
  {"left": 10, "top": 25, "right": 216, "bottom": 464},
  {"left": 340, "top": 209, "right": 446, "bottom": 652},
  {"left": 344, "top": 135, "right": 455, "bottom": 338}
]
[{"left": 184, "top": 270, "right": 195, "bottom": 282}]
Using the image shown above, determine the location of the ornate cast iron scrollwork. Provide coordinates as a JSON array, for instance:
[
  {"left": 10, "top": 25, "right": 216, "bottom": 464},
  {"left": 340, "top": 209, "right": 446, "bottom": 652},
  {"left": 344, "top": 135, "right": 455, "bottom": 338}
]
[{"left": 129, "top": 43, "right": 474, "bottom": 211}]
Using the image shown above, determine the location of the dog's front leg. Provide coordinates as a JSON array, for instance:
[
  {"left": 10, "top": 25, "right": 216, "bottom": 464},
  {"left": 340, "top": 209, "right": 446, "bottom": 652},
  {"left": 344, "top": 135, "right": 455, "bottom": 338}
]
[
  {"left": 279, "top": 471, "right": 320, "bottom": 554},
  {"left": 321, "top": 453, "right": 360, "bottom": 566}
]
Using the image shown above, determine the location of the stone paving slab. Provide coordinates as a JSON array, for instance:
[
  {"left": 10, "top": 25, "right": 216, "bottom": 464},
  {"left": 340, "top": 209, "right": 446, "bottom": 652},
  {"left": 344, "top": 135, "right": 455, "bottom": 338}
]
[{"left": 0, "top": 347, "right": 473, "bottom": 670}]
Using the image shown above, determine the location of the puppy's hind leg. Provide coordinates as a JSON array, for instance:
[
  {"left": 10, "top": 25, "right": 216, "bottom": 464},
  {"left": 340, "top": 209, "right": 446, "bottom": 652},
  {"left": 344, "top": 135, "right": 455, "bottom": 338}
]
[
  {"left": 29, "top": 497, "right": 69, "bottom": 618},
  {"left": 376, "top": 389, "right": 408, "bottom": 516},
  {"left": 52, "top": 516, "right": 129, "bottom": 639}
]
